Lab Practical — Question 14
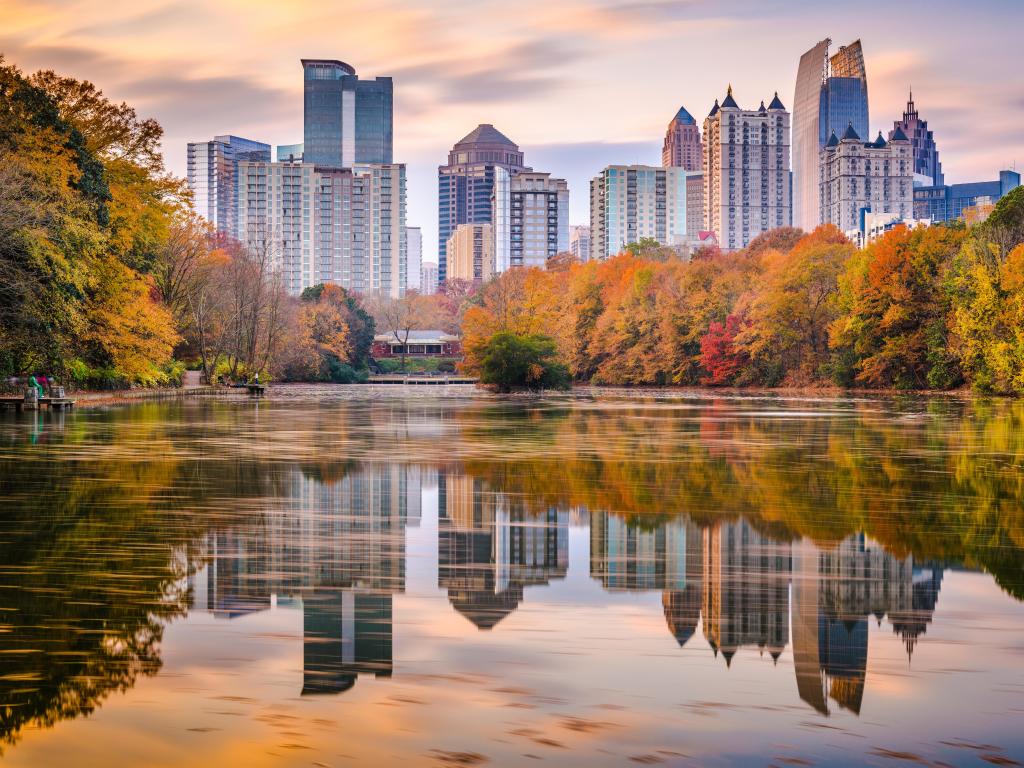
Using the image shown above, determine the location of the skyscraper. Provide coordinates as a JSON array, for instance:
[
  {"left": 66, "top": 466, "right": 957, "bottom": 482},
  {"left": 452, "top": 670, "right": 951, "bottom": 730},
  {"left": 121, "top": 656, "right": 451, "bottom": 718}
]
[
  {"left": 420, "top": 262, "right": 438, "bottom": 295},
  {"left": 793, "top": 39, "right": 869, "bottom": 231},
  {"left": 405, "top": 226, "right": 422, "bottom": 294},
  {"left": 890, "top": 90, "right": 943, "bottom": 186},
  {"left": 662, "top": 106, "right": 703, "bottom": 172},
  {"left": 302, "top": 59, "right": 393, "bottom": 167},
  {"left": 589, "top": 165, "right": 688, "bottom": 260},
  {"left": 187, "top": 135, "right": 270, "bottom": 235},
  {"left": 446, "top": 223, "right": 495, "bottom": 283},
  {"left": 493, "top": 170, "right": 569, "bottom": 271},
  {"left": 703, "top": 87, "right": 792, "bottom": 251},
  {"left": 437, "top": 125, "right": 528, "bottom": 282},
  {"left": 569, "top": 225, "right": 591, "bottom": 262}
]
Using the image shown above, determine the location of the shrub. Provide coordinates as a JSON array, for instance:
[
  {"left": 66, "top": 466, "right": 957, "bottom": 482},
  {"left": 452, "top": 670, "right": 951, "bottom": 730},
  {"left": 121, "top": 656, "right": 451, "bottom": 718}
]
[{"left": 476, "top": 332, "right": 571, "bottom": 393}]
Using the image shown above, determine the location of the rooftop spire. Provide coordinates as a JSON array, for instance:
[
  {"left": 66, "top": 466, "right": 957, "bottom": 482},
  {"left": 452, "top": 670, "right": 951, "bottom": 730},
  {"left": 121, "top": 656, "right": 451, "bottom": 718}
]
[{"left": 721, "top": 84, "right": 739, "bottom": 109}]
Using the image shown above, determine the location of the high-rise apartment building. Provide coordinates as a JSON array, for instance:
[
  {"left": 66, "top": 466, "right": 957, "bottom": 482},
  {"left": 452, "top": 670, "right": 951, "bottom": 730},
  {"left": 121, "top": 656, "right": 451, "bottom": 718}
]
[
  {"left": 438, "top": 125, "right": 528, "bottom": 283},
  {"left": 819, "top": 124, "right": 913, "bottom": 233},
  {"left": 890, "top": 90, "right": 943, "bottom": 186},
  {"left": 187, "top": 135, "right": 271, "bottom": 233},
  {"left": 493, "top": 170, "right": 569, "bottom": 271},
  {"left": 793, "top": 39, "right": 869, "bottom": 230},
  {"left": 703, "top": 87, "right": 792, "bottom": 250},
  {"left": 302, "top": 59, "right": 393, "bottom": 167},
  {"left": 569, "top": 225, "right": 591, "bottom": 262},
  {"left": 662, "top": 106, "right": 703, "bottom": 172},
  {"left": 589, "top": 165, "right": 687, "bottom": 261},
  {"left": 446, "top": 223, "right": 495, "bottom": 283},
  {"left": 420, "top": 262, "right": 439, "bottom": 295},
  {"left": 405, "top": 227, "right": 422, "bottom": 294},
  {"left": 235, "top": 160, "right": 406, "bottom": 297}
]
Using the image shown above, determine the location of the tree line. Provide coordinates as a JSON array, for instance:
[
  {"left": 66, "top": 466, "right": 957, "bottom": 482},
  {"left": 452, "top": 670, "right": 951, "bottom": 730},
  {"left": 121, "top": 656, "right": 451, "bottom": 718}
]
[{"left": 462, "top": 186, "right": 1024, "bottom": 393}]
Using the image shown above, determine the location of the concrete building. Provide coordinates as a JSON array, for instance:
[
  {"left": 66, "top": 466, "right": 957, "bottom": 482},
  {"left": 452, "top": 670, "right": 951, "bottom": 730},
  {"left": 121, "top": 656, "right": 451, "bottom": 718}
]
[
  {"left": 891, "top": 90, "right": 942, "bottom": 186},
  {"left": 793, "top": 39, "right": 869, "bottom": 231},
  {"left": 420, "top": 262, "right": 438, "bottom": 295},
  {"left": 703, "top": 87, "right": 792, "bottom": 250},
  {"left": 819, "top": 123, "right": 913, "bottom": 234},
  {"left": 569, "top": 225, "right": 591, "bottom": 262},
  {"left": 685, "top": 174, "right": 704, "bottom": 239},
  {"left": 302, "top": 58, "right": 393, "bottom": 167},
  {"left": 844, "top": 211, "right": 930, "bottom": 249},
  {"left": 589, "top": 165, "right": 688, "bottom": 260},
  {"left": 914, "top": 170, "right": 1021, "bottom": 223},
  {"left": 493, "top": 170, "right": 569, "bottom": 271},
  {"left": 662, "top": 105, "right": 703, "bottom": 172},
  {"left": 235, "top": 160, "right": 406, "bottom": 297},
  {"left": 446, "top": 223, "right": 495, "bottom": 283},
  {"left": 438, "top": 125, "right": 528, "bottom": 283},
  {"left": 405, "top": 226, "right": 422, "bottom": 294},
  {"left": 187, "top": 135, "right": 270, "bottom": 234}
]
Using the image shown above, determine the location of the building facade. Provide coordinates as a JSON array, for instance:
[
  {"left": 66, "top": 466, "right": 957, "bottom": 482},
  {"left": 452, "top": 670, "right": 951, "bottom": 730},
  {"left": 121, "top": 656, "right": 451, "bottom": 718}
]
[
  {"left": 589, "top": 165, "right": 687, "bottom": 260},
  {"left": 819, "top": 124, "right": 913, "bottom": 234},
  {"left": 703, "top": 87, "right": 792, "bottom": 251},
  {"left": 793, "top": 39, "right": 869, "bottom": 231},
  {"left": 302, "top": 59, "right": 393, "bottom": 167},
  {"left": 914, "top": 170, "right": 1021, "bottom": 223},
  {"left": 891, "top": 90, "right": 942, "bottom": 186},
  {"left": 446, "top": 223, "right": 495, "bottom": 283},
  {"left": 662, "top": 105, "right": 703, "bottom": 172},
  {"left": 438, "top": 124, "right": 528, "bottom": 283},
  {"left": 187, "top": 135, "right": 270, "bottom": 234},
  {"left": 493, "top": 170, "right": 569, "bottom": 271},
  {"left": 420, "top": 262, "right": 438, "bottom": 295},
  {"left": 405, "top": 226, "right": 422, "bottom": 294},
  {"left": 569, "top": 225, "right": 591, "bottom": 262}
]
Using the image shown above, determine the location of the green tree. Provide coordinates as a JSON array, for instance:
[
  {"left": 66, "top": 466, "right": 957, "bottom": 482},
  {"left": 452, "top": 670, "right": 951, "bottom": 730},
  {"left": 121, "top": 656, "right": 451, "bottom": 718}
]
[{"left": 475, "top": 332, "right": 571, "bottom": 393}]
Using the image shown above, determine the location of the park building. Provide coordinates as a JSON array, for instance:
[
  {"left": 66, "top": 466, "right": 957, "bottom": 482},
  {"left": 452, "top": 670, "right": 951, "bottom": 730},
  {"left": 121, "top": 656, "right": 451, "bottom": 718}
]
[
  {"left": 446, "top": 223, "right": 495, "bottom": 284},
  {"left": 703, "top": 86, "right": 792, "bottom": 251},
  {"left": 493, "top": 170, "right": 569, "bottom": 272},
  {"left": 589, "top": 165, "right": 688, "bottom": 260},
  {"left": 819, "top": 123, "right": 913, "bottom": 234}
]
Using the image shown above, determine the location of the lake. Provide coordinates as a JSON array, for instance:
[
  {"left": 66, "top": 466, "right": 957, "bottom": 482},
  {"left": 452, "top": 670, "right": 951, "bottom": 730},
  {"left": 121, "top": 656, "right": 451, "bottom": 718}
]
[{"left": 0, "top": 386, "right": 1022, "bottom": 766}]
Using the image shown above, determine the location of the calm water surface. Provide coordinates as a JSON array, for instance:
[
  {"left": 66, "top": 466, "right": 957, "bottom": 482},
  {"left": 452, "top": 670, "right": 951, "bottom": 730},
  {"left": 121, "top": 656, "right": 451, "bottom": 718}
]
[{"left": 0, "top": 386, "right": 1022, "bottom": 766}]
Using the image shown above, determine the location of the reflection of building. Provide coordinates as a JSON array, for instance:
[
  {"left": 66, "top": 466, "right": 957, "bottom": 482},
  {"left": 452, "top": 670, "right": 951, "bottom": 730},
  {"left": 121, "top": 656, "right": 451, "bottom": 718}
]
[
  {"left": 792, "top": 535, "right": 944, "bottom": 716},
  {"left": 438, "top": 474, "right": 568, "bottom": 630},
  {"left": 191, "top": 463, "right": 418, "bottom": 695},
  {"left": 589, "top": 511, "right": 690, "bottom": 591},
  {"left": 702, "top": 520, "right": 791, "bottom": 665}
]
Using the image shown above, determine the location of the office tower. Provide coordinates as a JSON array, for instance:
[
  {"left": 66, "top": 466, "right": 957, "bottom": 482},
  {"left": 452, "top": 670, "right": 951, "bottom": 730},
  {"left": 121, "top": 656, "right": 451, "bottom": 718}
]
[
  {"left": 891, "top": 90, "right": 943, "bottom": 186},
  {"left": 302, "top": 58, "right": 393, "bottom": 167},
  {"left": 276, "top": 143, "right": 304, "bottom": 162},
  {"left": 819, "top": 124, "right": 913, "bottom": 234},
  {"left": 236, "top": 160, "right": 406, "bottom": 297},
  {"left": 662, "top": 105, "right": 703, "bottom": 172},
  {"left": 915, "top": 170, "right": 1021, "bottom": 223},
  {"left": 405, "top": 227, "right": 423, "bottom": 294},
  {"left": 703, "top": 87, "right": 792, "bottom": 251},
  {"left": 446, "top": 223, "right": 494, "bottom": 283},
  {"left": 438, "top": 124, "right": 529, "bottom": 282},
  {"left": 493, "top": 170, "right": 569, "bottom": 271},
  {"left": 569, "top": 225, "right": 591, "bottom": 262},
  {"left": 187, "top": 135, "right": 270, "bottom": 234},
  {"left": 589, "top": 165, "right": 688, "bottom": 260},
  {"left": 420, "top": 262, "right": 439, "bottom": 295},
  {"left": 793, "top": 39, "right": 869, "bottom": 230}
]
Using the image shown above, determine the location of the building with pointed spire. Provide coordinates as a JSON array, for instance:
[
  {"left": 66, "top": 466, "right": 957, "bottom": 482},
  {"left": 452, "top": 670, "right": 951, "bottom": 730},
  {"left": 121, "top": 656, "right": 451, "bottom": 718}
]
[
  {"left": 437, "top": 124, "right": 529, "bottom": 282},
  {"left": 662, "top": 105, "right": 703, "bottom": 172},
  {"left": 819, "top": 122, "right": 913, "bottom": 234},
  {"left": 793, "top": 38, "right": 870, "bottom": 231},
  {"left": 890, "top": 89, "right": 943, "bottom": 186},
  {"left": 703, "top": 85, "right": 792, "bottom": 250}
]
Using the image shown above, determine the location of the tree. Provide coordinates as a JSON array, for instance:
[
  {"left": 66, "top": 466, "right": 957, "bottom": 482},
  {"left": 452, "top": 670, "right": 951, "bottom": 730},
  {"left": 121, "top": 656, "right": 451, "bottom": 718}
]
[
  {"left": 700, "top": 314, "right": 749, "bottom": 385},
  {"left": 474, "top": 332, "right": 571, "bottom": 393}
]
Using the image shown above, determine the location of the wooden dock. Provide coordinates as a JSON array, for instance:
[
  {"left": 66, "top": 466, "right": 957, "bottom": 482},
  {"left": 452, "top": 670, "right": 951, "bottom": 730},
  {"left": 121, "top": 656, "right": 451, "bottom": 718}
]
[
  {"left": 367, "top": 376, "right": 478, "bottom": 385},
  {"left": 0, "top": 395, "right": 76, "bottom": 412}
]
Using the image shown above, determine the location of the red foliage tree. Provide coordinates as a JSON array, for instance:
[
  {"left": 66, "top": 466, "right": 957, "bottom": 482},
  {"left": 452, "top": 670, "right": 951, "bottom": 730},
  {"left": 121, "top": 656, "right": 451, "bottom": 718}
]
[{"left": 700, "top": 314, "right": 749, "bottom": 385}]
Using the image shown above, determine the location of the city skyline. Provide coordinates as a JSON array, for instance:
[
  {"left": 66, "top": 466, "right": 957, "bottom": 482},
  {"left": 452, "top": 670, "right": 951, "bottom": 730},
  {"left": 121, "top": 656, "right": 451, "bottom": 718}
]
[{"left": 3, "top": 0, "right": 1023, "bottom": 262}]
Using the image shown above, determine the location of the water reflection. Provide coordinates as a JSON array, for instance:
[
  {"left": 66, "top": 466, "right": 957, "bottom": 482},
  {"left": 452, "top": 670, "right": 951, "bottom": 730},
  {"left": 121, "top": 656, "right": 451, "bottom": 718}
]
[{"left": 0, "top": 393, "right": 1022, "bottom": 764}]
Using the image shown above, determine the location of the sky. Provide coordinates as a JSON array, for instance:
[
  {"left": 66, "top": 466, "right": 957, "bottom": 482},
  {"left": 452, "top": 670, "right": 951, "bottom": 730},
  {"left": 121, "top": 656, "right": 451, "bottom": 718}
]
[{"left": 2, "top": 0, "right": 1023, "bottom": 263}]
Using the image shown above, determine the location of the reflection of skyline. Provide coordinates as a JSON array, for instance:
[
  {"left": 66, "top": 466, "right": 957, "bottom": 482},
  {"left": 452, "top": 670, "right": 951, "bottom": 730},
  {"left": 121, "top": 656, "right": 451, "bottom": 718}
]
[{"left": 189, "top": 466, "right": 945, "bottom": 714}]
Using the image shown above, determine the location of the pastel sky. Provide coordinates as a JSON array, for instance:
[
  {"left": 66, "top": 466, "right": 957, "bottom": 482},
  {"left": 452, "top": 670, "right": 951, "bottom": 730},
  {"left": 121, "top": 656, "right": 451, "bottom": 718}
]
[{"left": 3, "top": 0, "right": 1023, "bottom": 262}]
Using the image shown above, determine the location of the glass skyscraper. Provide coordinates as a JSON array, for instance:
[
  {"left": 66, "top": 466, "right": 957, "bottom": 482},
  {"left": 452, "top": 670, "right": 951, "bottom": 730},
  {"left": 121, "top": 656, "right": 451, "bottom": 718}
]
[
  {"left": 793, "top": 39, "right": 869, "bottom": 231},
  {"left": 302, "top": 59, "right": 392, "bottom": 168},
  {"left": 186, "top": 135, "right": 270, "bottom": 237}
]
